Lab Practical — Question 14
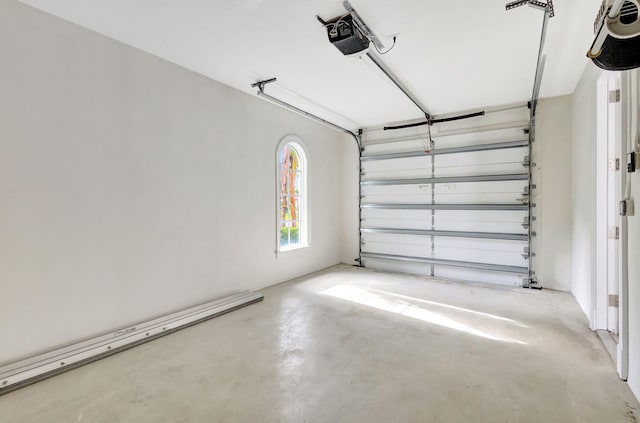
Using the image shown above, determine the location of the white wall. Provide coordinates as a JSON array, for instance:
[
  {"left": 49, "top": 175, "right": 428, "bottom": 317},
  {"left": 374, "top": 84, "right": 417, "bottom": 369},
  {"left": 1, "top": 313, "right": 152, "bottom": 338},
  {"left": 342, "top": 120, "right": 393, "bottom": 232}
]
[
  {"left": 0, "top": 0, "right": 348, "bottom": 364},
  {"left": 626, "top": 69, "right": 640, "bottom": 400},
  {"left": 571, "top": 64, "right": 602, "bottom": 319},
  {"left": 534, "top": 96, "right": 574, "bottom": 291}
]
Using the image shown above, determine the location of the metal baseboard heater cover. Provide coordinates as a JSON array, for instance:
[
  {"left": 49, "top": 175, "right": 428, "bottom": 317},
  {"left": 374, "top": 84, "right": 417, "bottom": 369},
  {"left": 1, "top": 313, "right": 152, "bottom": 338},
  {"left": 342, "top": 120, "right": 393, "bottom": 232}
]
[{"left": 0, "top": 291, "right": 263, "bottom": 395}]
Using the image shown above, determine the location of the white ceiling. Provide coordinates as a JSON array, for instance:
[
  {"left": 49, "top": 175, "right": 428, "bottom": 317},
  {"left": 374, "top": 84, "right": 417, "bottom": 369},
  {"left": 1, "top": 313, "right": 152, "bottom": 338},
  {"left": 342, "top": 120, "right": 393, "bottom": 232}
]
[{"left": 19, "top": 0, "right": 600, "bottom": 129}]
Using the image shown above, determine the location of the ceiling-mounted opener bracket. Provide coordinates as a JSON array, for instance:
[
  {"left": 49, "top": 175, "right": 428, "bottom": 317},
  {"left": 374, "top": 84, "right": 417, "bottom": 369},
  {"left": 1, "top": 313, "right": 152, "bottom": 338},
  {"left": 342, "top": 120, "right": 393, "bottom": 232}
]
[
  {"left": 506, "top": 0, "right": 555, "bottom": 18},
  {"left": 316, "top": 2, "right": 431, "bottom": 117},
  {"left": 251, "top": 77, "right": 278, "bottom": 94},
  {"left": 342, "top": 0, "right": 386, "bottom": 51}
]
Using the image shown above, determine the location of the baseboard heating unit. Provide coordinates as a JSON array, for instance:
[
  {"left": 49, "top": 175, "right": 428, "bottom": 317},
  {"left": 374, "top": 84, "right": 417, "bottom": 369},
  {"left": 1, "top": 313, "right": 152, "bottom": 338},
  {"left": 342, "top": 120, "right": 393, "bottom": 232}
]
[{"left": 0, "top": 290, "right": 263, "bottom": 395}]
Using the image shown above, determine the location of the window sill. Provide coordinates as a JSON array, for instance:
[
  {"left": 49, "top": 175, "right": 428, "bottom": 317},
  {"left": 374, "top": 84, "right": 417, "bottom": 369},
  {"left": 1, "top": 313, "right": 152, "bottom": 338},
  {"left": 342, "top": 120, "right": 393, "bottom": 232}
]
[{"left": 276, "top": 244, "right": 310, "bottom": 258}]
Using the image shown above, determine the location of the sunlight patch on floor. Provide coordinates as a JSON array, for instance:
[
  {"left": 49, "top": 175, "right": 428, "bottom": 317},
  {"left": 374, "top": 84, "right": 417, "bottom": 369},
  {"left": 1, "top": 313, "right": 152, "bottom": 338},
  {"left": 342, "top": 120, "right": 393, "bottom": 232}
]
[
  {"left": 367, "top": 288, "right": 529, "bottom": 328},
  {"left": 321, "top": 284, "right": 527, "bottom": 345}
]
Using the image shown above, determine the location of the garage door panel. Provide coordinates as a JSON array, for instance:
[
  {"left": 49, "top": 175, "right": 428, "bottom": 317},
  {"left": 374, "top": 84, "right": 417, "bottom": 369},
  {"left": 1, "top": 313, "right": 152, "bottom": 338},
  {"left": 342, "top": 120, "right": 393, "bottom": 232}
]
[
  {"left": 433, "top": 215, "right": 527, "bottom": 234},
  {"left": 362, "top": 235, "right": 431, "bottom": 257},
  {"left": 363, "top": 218, "right": 431, "bottom": 230},
  {"left": 433, "top": 180, "right": 527, "bottom": 195},
  {"left": 363, "top": 181, "right": 527, "bottom": 204},
  {"left": 434, "top": 236, "right": 526, "bottom": 251},
  {"left": 363, "top": 139, "right": 430, "bottom": 156},
  {"left": 430, "top": 128, "right": 527, "bottom": 148},
  {"left": 362, "top": 156, "right": 431, "bottom": 180},
  {"left": 363, "top": 209, "right": 528, "bottom": 234},
  {"left": 362, "top": 232, "right": 430, "bottom": 248},
  {"left": 360, "top": 260, "right": 525, "bottom": 287},
  {"left": 363, "top": 258, "right": 432, "bottom": 277},
  {"left": 434, "top": 210, "right": 528, "bottom": 226},
  {"left": 433, "top": 237, "right": 527, "bottom": 267},
  {"left": 435, "top": 147, "right": 526, "bottom": 166},
  {"left": 362, "top": 149, "right": 528, "bottom": 180},
  {"left": 433, "top": 162, "right": 526, "bottom": 178},
  {"left": 362, "top": 185, "right": 431, "bottom": 204},
  {"left": 434, "top": 149, "right": 527, "bottom": 177},
  {"left": 363, "top": 209, "right": 430, "bottom": 221},
  {"left": 362, "top": 242, "right": 431, "bottom": 258},
  {"left": 434, "top": 266, "right": 524, "bottom": 286},
  {"left": 433, "top": 210, "right": 528, "bottom": 222},
  {"left": 433, "top": 192, "right": 524, "bottom": 204},
  {"left": 434, "top": 245, "right": 528, "bottom": 267},
  {"left": 434, "top": 181, "right": 527, "bottom": 204},
  {"left": 362, "top": 184, "right": 432, "bottom": 196},
  {"left": 433, "top": 220, "right": 525, "bottom": 234}
]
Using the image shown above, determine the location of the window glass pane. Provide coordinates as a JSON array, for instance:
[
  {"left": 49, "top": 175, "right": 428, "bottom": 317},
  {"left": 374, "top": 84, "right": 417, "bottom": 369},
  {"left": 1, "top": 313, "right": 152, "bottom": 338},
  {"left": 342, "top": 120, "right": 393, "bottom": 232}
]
[
  {"left": 289, "top": 148, "right": 299, "bottom": 170},
  {"left": 279, "top": 146, "right": 288, "bottom": 171},
  {"left": 278, "top": 142, "right": 305, "bottom": 250},
  {"left": 294, "top": 171, "right": 301, "bottom": 195},
  {"left": 293, "top": 204, "right": 300, "bottom": 227}
]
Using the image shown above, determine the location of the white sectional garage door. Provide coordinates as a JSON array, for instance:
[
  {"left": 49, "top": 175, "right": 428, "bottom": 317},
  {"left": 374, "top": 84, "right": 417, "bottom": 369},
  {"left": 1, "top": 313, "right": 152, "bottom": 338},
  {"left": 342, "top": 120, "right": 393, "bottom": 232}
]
[{"left": 359, "top": 121, "right": 532, "bottom": 287}]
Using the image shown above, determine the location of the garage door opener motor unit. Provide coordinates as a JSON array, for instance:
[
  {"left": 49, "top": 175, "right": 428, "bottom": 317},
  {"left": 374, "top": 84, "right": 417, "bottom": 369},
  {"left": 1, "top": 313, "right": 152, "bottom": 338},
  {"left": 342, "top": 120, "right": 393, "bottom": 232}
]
[{"left": 317, "top": 14, "right": 370, "bottom": 56}]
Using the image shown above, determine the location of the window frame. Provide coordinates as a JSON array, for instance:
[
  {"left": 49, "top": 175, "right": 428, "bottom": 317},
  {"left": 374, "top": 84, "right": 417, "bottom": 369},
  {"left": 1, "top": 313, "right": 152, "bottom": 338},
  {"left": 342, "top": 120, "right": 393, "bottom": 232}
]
[{"left": 275, "top": 135, "right": 309, "bottom": 253}]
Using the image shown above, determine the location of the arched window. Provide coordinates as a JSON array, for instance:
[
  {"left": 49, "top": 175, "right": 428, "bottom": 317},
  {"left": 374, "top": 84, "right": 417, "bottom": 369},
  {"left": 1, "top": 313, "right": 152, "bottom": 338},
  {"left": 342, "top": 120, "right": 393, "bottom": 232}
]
[{"left": 277, "top": 136, "right": 308, "bottom": 251}]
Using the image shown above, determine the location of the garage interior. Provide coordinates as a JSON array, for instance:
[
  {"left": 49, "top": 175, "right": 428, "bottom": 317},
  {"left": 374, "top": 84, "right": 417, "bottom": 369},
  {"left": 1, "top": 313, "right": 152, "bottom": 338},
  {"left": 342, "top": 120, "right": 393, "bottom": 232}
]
[{"left": 2, "top": 0, "right": 640, "bottom": 421}]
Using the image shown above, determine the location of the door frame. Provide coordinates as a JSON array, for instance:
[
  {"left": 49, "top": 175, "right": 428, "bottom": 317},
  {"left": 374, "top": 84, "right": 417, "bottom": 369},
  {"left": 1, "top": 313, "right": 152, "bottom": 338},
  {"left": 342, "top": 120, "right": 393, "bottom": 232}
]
[{"left": 595, "top": 71, "right": 629, "bottom": 380}]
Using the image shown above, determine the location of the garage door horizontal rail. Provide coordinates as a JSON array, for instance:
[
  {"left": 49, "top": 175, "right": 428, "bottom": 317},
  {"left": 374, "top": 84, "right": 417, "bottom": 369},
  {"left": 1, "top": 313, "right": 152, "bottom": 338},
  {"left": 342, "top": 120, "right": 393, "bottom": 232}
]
[
  {"left": 361, "top": 203, "right": 528, "bottom": 211},
  {"left": 361, "top": 227, "right": 528, "bottom": 241},
  {"left": 361, "top": 173, "right": 529, "bottom": 186},
  {"left": 361, "top": 140, "right": 528, "bottom": 161},
  {"left": 360, "top": 252, "right": 528, "bottom": 274}
]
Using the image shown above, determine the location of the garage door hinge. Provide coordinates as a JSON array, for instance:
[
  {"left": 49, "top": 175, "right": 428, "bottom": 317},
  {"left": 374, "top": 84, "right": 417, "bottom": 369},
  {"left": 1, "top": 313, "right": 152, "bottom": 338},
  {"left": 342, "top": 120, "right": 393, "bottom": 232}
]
[
  {"left": 609, "top": 294, "right": 619, "bottom": 308},
  {"left": 609, "top": 158, "right": 620, "bottom": 171},
  {"left": 609, "top": 89, "right": 621, "bottom": 103},
  {"left": 519, "top": 188, "right": 530, "bottom": 204}
]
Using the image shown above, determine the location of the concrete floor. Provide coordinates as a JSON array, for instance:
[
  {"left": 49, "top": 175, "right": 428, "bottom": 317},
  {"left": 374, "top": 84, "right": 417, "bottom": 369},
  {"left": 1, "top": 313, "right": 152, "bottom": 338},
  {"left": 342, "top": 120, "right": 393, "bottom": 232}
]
[{"left": 1, "top": 265, "right": 639, "bottom": 423}]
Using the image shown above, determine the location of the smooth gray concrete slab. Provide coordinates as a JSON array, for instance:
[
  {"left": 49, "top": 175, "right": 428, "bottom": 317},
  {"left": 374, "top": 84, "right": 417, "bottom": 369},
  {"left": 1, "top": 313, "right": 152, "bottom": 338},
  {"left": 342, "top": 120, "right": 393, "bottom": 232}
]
[{"left": 1, "top": 265, "right": 638, "bottom": 422}]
